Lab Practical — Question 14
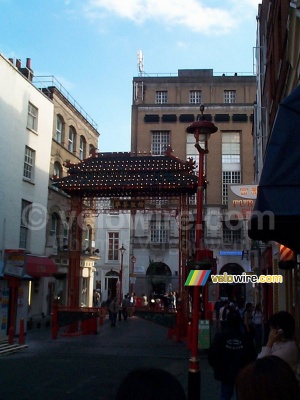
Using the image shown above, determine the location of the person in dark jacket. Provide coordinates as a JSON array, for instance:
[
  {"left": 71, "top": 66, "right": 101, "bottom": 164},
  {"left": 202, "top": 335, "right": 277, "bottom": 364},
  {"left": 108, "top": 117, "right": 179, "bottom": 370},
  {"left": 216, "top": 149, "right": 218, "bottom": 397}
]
[{"left": 208, "top": 310, "right": 256, "bottom": 400}]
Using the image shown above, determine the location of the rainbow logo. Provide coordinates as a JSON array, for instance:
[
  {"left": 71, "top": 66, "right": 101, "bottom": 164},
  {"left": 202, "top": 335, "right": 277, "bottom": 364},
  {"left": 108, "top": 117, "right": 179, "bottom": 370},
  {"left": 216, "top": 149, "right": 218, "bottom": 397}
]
[{"left": 185, "top": 270, "right": 211, "bottom": 286}]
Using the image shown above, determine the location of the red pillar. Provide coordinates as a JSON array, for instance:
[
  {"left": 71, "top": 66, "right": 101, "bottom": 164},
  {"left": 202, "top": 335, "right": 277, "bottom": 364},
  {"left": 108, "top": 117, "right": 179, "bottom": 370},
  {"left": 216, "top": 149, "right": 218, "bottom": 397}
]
[
  {"left": 188, "top": 145, "right": 205, "bottom": 400},
  {"left": 7, "top": 277, "right": 20, "bottom": 345},
  {"left": 177, "top": 194, "right": 189, "bottom": 339},
  {"left": 66, "top": 196, "right": 83, "bottom": 333}
]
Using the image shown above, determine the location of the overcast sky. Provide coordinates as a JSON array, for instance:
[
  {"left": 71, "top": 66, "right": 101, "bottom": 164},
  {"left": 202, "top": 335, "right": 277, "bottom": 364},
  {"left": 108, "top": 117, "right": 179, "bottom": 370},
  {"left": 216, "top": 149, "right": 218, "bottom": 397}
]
[{"left": 0, "top": 0, "right": 260, "bottom": 152}]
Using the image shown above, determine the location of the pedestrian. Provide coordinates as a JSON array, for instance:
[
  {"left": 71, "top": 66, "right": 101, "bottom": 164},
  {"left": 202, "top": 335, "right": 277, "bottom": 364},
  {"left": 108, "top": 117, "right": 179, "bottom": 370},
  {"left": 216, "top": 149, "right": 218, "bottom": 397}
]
[
  {"left": 243, "top": 302, "right": 254, "bottom": 339},
  {"left": 105, "top": 296, "right": 112, "bottom": 321},
  {"left": 208, "top": 310, "right": 256, "bottom": 400},
  {"left": 109, "top": 297, "right": 119, "bottom": 327},
  {"left": 142, "top": 293, "right": 148, "bottom": 306},
  {"left": 93, "top": 289, "right": 100, "bottom": 307},
  {"left": 121, "top": 294, "right": 130, "bottom": 321},
  {"left": 214, "top": 298, "right": 223, "bottom": 330},
  {"left": 252, "top": 303, "right": 263, "bottom": 352},
  {"left": 115, "top": 367, "right": 187, "bottom": 400},
  {"left": 235, "top": 355, "right": 300, "bottom": 400},
  {"left": 129, "top": 292, "right": 136, "bottom": 306},
  {"left": 257, "top": 310, "right": 298, "bottom": 372},
  {"left": 219, "top": 300, "right": 230, "bottom": 332}
]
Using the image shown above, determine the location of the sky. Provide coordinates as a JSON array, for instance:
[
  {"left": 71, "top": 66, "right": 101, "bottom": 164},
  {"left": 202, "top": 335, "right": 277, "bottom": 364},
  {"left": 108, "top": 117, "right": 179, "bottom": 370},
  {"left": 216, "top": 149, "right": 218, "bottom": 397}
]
[{"left": 0, "top": 0, "right": 260, "bottom": 152}]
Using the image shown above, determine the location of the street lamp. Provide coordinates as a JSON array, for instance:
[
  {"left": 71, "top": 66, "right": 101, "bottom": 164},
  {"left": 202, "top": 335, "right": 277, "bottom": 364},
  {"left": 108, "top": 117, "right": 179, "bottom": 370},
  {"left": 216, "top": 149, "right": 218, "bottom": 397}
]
[
  {"left": 186, "top": 105, "right": 218, "bottom": 400},
  {"left": 130, "top": 255, "right": 136, "bottom": 294},
  {"left": 118, "top": 244, "right": 126, "bottom": 320}
]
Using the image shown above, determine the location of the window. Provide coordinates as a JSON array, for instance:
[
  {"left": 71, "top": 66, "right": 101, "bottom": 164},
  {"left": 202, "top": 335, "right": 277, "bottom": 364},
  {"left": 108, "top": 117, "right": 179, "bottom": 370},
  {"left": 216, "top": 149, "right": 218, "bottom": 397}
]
[
  {"left": 189, "top": 90, "right": 202, "bottom": 104},
  {"left": 222, "top": 132, "right": 240, "bottom": 163},
  {"left": 144, "top": 114, "right": 160, "bottom": 123},
  {"left": 53, "top": 161, "right": 62, "bottom": 178},
  {"left": 19, "top": 200, "right": 31, "bottom": 249},
  {"left": 50, "top": 213, "right": 59, "bottom": 237},
  {"left": 222, "top": 171, "right": 241, "bottom": 205},
  {"left": 56, "top": 115, "right": 63, "bottom": 143},
  {"left": 68, "top": 126, "right": 76, "bottom": 153},
  {"left": 155, "top": 91, "right": 168, "bottom": 104},
  {"left": 108, "top": 232, "right": 119, "bottom": 261},
  {"left": 84, "top": 225, "right": 92, "bottom": 250},
  {"left": 151, "top": 131, "right": 170, "bottom": 155},
  {"left": 150, "top": 220, "right": 169, "bottom": 243},
  {"left": 224, "top": 90, "right": 236, "bottom": 104},
  {"left": 79, "top": 136, "right": 86, "bottom": 160},
  {"left": 223, "top": 222, "right": 242, "bottom": 244},
  {"left": 27, "top": 102, "right": 38, "bottom": 131},
  {"left": 62, "top": 219, "right": 69, "bottom": 250},
  {"left": 23, "top": 146, "right": 35, "bottom": 181}
]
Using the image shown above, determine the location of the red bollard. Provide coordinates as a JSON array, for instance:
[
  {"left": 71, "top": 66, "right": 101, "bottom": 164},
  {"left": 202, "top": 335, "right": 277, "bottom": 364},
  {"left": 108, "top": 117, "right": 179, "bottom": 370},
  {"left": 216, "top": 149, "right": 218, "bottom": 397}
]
[
  {"left": 167, "top": 328, "right": 174, "bottom": 339},
  {"left": 18, "top": 318, "right": 25, "bottom": 345},
  {"left": 92, "top": 317, "right": 98, "bottom": 334},
  {"left": 81, "top": 319, "right": 88, "bottom": 335}
]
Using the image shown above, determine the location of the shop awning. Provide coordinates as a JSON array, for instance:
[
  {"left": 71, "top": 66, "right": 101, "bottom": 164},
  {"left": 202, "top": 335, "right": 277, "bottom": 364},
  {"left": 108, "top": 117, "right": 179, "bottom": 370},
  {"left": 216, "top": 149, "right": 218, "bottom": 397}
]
[
  {"left": 26, "top": 256, "right": 58, "bottom": 277},
  {"left": 248, "top": 85, "right": 300, "bottom": 253}
]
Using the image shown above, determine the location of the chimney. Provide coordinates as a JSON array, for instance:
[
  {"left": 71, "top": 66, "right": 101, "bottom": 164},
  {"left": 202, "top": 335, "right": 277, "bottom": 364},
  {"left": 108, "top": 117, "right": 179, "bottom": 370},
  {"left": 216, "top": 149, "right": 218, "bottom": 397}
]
[
  {"left": 8, "top": 58, "right": 13, "bottom": 64},
  {"left": 18, "top": 58, "right": 34, "bottom": 82}
]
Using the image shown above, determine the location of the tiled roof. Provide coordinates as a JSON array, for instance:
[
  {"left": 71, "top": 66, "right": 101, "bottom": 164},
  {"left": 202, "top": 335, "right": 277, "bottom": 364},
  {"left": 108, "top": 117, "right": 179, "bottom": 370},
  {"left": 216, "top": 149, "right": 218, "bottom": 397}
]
[{"left": 53, "top": 152, "right": 198, "bottom": 198}]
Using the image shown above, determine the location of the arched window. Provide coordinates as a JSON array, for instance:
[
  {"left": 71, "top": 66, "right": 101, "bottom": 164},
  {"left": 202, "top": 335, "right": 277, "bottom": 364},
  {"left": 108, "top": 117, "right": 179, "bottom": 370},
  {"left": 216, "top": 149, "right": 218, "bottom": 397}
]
[
  {"left": 53, "top": 161, "right": 62, "bottom": 178},
  {"left": 79, "top": 136, "right": 86, "bottom": 160},
  {"left": 84, "top": 225, "right": 93, "bottom": 251},
  {"left": 56, "top": 115, "right": 64, "bottom": 143},
  {"left": 68, "top": 126, "right": 76, "bottom": 153},
  {"left": 50, "top": 213, "right": 60, "bottom": 237}
]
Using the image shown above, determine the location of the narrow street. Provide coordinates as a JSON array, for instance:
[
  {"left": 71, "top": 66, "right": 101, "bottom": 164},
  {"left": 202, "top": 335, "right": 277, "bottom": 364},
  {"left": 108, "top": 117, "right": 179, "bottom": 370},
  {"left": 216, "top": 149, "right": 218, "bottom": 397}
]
[{"left": 0, "top": 316, "right": 219, "bottom": 400}]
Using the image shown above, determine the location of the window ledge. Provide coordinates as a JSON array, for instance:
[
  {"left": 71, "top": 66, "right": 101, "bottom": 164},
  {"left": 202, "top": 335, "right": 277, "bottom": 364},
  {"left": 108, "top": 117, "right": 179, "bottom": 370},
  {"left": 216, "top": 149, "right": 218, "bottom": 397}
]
[{"left": 23, "top": 178, "right": 35, "bottom": 185}]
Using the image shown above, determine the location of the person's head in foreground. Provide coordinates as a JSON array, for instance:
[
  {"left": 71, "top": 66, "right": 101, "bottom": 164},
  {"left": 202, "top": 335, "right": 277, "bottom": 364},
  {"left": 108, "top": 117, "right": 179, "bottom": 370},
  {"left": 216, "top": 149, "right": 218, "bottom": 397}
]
[
  {"left": 115, "top": 367, "right": 187, "bottom": 400},
  {"left": 268, "top": 310, "right": 295, "bottom": 340},
  {"left": 235, "top": 355, "right": 300, "bottom": 400}
]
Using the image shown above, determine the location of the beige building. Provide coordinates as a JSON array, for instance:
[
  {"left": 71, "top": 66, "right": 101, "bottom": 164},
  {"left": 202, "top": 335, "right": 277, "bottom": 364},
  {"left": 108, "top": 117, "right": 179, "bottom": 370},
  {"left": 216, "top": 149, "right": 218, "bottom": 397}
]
[
  {"left": 36, "top": 79, "right": 101, "bottom": 310},
  {"left": 130, "top": 69, "right": 256, "bottom": 303}
]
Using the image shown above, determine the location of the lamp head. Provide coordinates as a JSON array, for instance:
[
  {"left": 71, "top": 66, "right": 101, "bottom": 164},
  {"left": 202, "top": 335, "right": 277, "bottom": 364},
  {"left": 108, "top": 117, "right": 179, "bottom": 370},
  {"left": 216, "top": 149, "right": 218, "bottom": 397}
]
[
  {"left": 186, "top": 105, "right": 218, "bottom": 143},
  {"left": 119, "top": 244, "right": 126, "bottom": 254}
]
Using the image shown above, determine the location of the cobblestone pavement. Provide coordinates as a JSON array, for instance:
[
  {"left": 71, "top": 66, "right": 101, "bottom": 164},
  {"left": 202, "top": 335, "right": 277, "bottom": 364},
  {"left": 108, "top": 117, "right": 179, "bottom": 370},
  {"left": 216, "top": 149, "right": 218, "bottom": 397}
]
[{"left": 0, "top": 316, "right": 221, "bottom": 400}]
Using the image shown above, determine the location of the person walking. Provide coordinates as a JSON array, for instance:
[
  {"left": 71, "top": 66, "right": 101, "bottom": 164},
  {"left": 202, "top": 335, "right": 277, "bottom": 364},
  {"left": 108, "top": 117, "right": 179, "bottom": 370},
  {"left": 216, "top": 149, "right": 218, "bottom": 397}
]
[
  {"left": 243, "top": 302, "right": 255, "bottom": 339},
  {"left": 109, "top": 297, "right": 119, "bottom": 327},
  {"left": 252, "top": 303, "right": 263, "bottom": 352},
  {"left": 121, "top": 294, "right": 130, "bottom": 321},
  {"left": 208, "top": 310, "right": 256, "bottom": 400},
  {"left": 214, "top": 298, "right": 223, "bottom": 331},
  {"left": 219, "top": 300, "right": 230, "bottom": 332}
]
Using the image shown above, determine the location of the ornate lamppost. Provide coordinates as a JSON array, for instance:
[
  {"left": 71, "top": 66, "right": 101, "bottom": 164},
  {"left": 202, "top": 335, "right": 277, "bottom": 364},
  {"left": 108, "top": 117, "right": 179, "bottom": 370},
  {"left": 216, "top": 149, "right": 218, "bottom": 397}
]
[
  {"left": 130, "top": 255, "right": 136, "bottom": 294},
  {"left": 186, "top": 105, "right": 218, "bottom": 400},
  {"left": 118, "top": 244, "right": 126, "bottom": 321}
]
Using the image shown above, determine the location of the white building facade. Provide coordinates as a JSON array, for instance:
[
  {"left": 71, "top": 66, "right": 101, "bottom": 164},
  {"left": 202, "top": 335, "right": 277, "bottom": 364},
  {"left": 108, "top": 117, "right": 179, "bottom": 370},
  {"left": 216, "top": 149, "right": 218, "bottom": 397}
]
[{"left": 0, "top": 54, "right": 54, "bottom": 336}]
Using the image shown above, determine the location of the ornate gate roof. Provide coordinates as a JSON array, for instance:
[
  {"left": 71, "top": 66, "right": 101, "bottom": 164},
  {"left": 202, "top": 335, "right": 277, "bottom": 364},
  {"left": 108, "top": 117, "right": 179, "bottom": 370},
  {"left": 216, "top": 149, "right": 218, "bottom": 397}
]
[{"left": 53, "top": 151, "right": 198, "bottom": 198}]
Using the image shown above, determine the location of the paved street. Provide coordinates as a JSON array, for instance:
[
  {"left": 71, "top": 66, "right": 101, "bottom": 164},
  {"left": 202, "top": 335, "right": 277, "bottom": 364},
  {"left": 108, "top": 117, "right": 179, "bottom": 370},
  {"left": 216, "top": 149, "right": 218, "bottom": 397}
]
[{"left": 0, "top": 316, "right": 220, "bottom": 400}]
